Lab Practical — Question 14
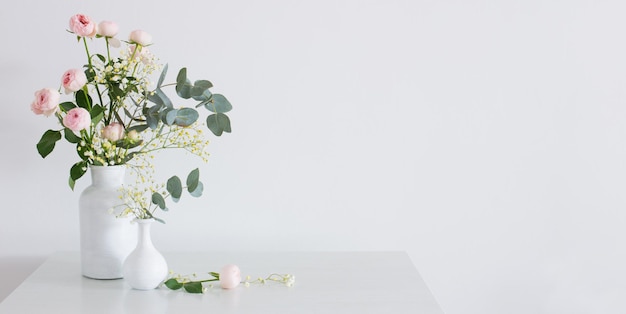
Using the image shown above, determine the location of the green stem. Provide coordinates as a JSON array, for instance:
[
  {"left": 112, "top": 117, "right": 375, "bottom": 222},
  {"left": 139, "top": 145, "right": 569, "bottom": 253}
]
[{"left": 82, "top": 37, "right": 105, "bottom": 121}]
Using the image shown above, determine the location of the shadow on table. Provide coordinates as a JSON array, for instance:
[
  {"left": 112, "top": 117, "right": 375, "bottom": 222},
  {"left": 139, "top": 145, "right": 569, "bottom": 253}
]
[{"left": 0, "top": 255, "right": 46, "bottom": 302}]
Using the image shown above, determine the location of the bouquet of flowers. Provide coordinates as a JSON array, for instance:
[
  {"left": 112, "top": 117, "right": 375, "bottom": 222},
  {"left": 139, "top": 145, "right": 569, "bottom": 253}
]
[{"left": 30, "top": 14, "right": 233, "bottom": 220}]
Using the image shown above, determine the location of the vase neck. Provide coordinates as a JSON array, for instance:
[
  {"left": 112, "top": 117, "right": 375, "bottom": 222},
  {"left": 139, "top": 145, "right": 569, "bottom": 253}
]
[
  {"left": 136, "top": 219, "right": 155, "bottom": 248},
  {"left": 90, "top": 166, "right": 125, "bottom": 186}
]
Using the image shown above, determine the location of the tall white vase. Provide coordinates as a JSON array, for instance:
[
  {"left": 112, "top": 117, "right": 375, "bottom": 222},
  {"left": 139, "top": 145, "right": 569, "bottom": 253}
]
[
  {"left": 79, "top": 165, "right": 136, "bottom": 279},
  {"left": 123, "top": 219, "right": 168, "bottom": 290}
]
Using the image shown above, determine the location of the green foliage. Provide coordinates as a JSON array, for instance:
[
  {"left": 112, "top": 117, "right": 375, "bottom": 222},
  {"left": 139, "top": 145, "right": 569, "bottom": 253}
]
[
  {"left": 59, "top": 101, "right": 77, "bottom": 112},
  {"left": 183, "top": 282, "right": 203, "bottom": 294},
  {"left": 164, "top": 278, "right": 183, "bottom": 290},
  {"left": 186, "top": 168, "right": 200, "bottom": 193},
  {"left": 174, "top": 108, "right": 199, "bottom": 127},
  {"left": 69, "top": 161, "right": 87, "bottom": 190},
  {"left": 203, "top": 94, "right": 232, "bottom": 113},
  {"left": 64, "top": 128, "right": 81, "bottom": 143},
  {"left": 75, "top": 89, "right": 92, "bottom": 110},
  {"left": 36, "top": 130, "right": 62, "bottom": 158},
  {"left": 152, "top": 192, "right": 167, "bottom": 210},
  {"left": 90, "top": 105, "right": 105, "bottom": 124},
  {"left": 167, "top": 176, "right": 182, "bottom": 202},
  {"left": 207, "top": 113, "right": 232, "bottom": 136}
]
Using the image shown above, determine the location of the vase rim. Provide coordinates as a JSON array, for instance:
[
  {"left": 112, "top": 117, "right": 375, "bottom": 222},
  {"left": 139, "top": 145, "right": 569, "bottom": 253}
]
[
  {"left": 89, "top": 164, "right": 126, "bottom": 169},
  {"left": 133, "top": 218, "right": 155, "bottom": 224}
]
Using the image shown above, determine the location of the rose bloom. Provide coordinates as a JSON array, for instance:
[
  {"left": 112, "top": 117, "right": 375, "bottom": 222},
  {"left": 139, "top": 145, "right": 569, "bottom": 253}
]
[
  {"left": 63, "top": 108, "right": 91, "bottom": 132},
  {"left": 69, "top": 14, "right": 96, "bottom": 37},
  {"left": 97, "top": 21, "right": 118, "bottom": 37},
  {"left": 220, "top": 264, "right": 241, "bottom": 289},
  {"left": 129, "top": 30, "right": 152, "bottom": 46},
  {"left": 101, "top": 123, "right": 124, "bottom": 142},
  {"left": 61, "top": 69, "right": 87, "bottom": 94},
  {"left": 31, "top": 88, "right": 60, "bottom": 116}
]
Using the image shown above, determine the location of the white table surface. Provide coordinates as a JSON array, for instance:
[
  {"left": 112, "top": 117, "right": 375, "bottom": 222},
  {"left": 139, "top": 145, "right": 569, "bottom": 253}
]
[{"left": 0, "top": 251, "right": 444, "bottom": 314}]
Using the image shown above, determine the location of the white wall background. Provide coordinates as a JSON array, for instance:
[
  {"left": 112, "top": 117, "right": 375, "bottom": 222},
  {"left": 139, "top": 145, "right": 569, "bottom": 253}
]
[{"left": 2, "top": 0, "right": 626, "bottom": 313}]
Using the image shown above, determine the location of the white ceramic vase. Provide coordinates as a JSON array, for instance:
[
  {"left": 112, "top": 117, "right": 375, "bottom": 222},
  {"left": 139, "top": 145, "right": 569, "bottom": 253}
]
[
  {"left": 123, "top": 219, "right": 168, "bottom": 290},
  {"left": 79, "top": 165, "right": 136, "bottom": 279}
]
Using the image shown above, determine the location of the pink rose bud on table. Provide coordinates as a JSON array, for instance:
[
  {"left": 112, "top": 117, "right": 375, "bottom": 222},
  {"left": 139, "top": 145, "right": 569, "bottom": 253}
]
[
  {"left": 102, "top": 123, "right": 124, "bottom": 141},
  {"left": 97, "top": 21, "right": 119, "bottom": 37},
  {"left": 69, "top": 14, "right": 96, "bottom": 37},
  {"left": 61, "top": 69, "right": 87, "bottom": 94},
  {"left": 31, "top": 88, "right": 60, "bottom": 116},
  {"left": 220, "top": 264, "right": 241, "bottom": 289},
  {"left": 63, "top": 108, "right": 91, "bottom": 132},
  {"left": 129, "top": 30, "right": 152, "bottom": 46}
]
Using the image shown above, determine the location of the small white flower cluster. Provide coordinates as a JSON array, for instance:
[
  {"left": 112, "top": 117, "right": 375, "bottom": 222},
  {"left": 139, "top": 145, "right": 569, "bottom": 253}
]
[
  {"left": 91, "top": 44, "right": 160, "bottom": 100},
  {"left": 77, "top": 123, "right": 128, "bottom": 166}
]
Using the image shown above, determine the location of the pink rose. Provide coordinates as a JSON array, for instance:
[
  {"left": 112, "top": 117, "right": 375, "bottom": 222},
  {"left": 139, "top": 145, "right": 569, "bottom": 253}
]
[
  {"left": 97, "top": 21, "right": 119, "bottom": 37},
  {"left": 63, "top": 108, "right": 91, "bottom": 132},
  {"left": 101, "top": 123, "right": 124, "bottom": 142},
  {"left": 69, "top": 14, "right": 96, "bottom": 37},
  {"left": 129, "top": 30, "right": 152, "bottom": 46},
  {"left": 30, "top": 88, "right": 60, "bottom": 116},
  {"left": 220, "top": 264, "right": 241, "bottom": 289},
  {"left": 61, "top": 69, "right": 87, "bottom": 94}
]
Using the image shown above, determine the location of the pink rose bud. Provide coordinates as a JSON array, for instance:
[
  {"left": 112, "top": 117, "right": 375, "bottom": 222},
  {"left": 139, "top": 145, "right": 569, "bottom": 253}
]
[
  {"left": 101, "top": 123, "right": 125, "bottom": 142},
  {"left": 219, "top": 264, "right": 241, "bottom": 289},
  {"left": 69, "top": 14, "right": 96, "bottom": 38},
  {"left": 126, "top": 130, "right": 141, "bottom": 143},
  {"left": 63, "top": 108, "right": 91, "bottom": 132},
  {"left": 31, "top": 88, "right": 60, "bottom": 116},
  {"left": 129, "top": 30, "right": 152, "bottom": 46},
  {"left": 61, "top": 69, "right": 87, "bottom": 94},
  {"left": 97, "top": 21, "right": 119, "bottom": 37}
]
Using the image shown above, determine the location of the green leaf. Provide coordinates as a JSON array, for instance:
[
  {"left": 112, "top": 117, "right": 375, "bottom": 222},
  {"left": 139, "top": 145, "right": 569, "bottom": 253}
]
[
  {"left": 195, "top": 80, "right": 213, "bottom": 90},
  {"left": 127, "top": 124, "right": 149, "bottom": 133},
  {"left": 176, "top": 68, "right": 193, "bottom": 99},
  {"left": 95, "top": 54, "right": 106, "bottom": 63},
  {"left": 64, "top": 128, "right": 81, "bottom": 144},
  {"left": 157, "top": 64, "right": 168, "bottom": 88},
  {"left": 123, "top": 152, "right": 138, "bottom": 163},
  {"left": 75, "top": 89, "right": 92, "bottom": 110},
  {"left": 59, "top": 101, "right": 77, "bottom": 112},
  {"left": 90, "top": 105, "right": 105, "bottom": 124},
  {"left": 205, "top": 94, "right": 232, "bottom": 113},
  {"left": 206, "top": 113, "right": 232, "bottom": 136},
  {"left": 191, "top": 80, "right": 213, "bottom": 99},
  {"left": 152, "top": 192, "right": 167, "bottom": 210},
  {"left": 186, "top": 168, "right": 200, "bottom": 194},
  {"left": 69, "top": 161, "right": 87, "bottom": 190},
  {"left": 167, "top": 176, "right": 183, "bottom": 202},
  {"left": 189, "top": 181, "right": 203, "bottom": 197},
  {"left": 36, "top": 130, "right": 62, "bottom": 158},
  {"left": 174, "top": 108, "right": 199, "bottom": 127},
  {"left": 148, "top": 88, "right": 173, "bottom": 108},
  {"left": 209, "top": 272, "right": 220, "bottom": 279},
  {"left": 164, "top": 278, "right": 183, "bottom": 290},
  {"left": 193, "top": 90, "right": 212, "bottom": 102},
  {"left": 146, "top": 104, "right": 162, "bottom": 130},
  {"left": 164, "top": 108, "right": 178, "bottom": 125},
  {"left": 183, "top": 282, "right": 203, "bottom": 294}
]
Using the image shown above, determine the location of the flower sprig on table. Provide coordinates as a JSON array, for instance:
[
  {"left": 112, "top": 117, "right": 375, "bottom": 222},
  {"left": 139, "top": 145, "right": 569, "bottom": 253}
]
[
  {"left": 31, "top": 13, "right": 233, "bottom": 191},
  {"left": 164, "top": 264, "right": 296, "bottom": 294}
]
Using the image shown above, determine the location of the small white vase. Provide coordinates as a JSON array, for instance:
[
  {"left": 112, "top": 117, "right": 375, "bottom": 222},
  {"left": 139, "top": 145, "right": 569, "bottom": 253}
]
[
  {"left": 79, "top": 165, "right": 136, "bottom": 279},
  {"left": 123, "top": 219, "right": 168, "bottom": 290}
]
